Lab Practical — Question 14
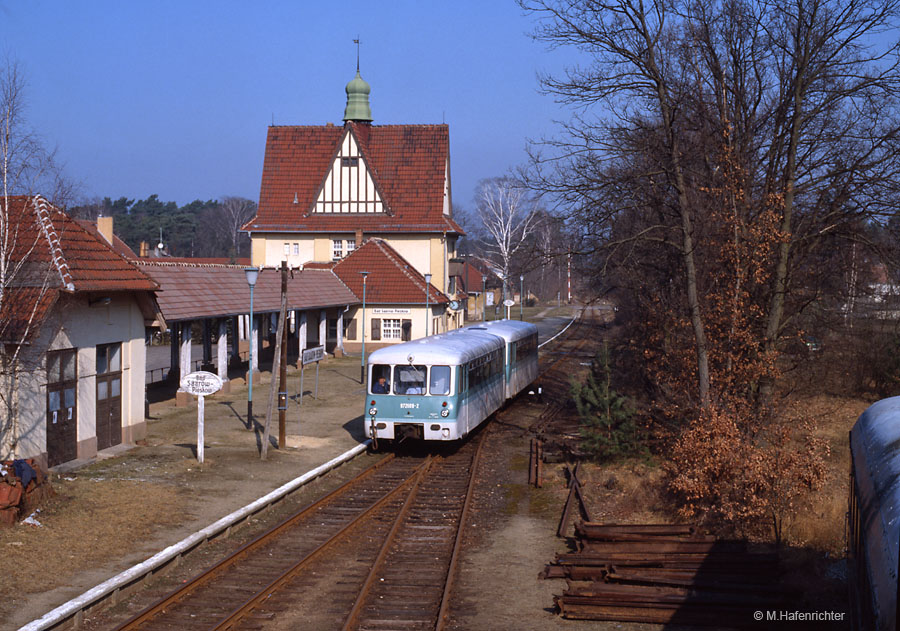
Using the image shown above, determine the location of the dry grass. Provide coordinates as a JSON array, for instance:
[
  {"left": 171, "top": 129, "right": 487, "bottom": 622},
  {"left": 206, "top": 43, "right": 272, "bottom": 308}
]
[
  {"left": 0, "top": 478, "right": 183, "bottom": 595},
  {"left": 777, "top": 393, "right": 872, "bottom": 554}
]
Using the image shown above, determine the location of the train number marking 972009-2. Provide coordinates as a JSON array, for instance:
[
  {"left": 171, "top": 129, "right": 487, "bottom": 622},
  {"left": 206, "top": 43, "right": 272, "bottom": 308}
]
[{"left": 400, "top": 403, "right": 419, "bottom": 409}]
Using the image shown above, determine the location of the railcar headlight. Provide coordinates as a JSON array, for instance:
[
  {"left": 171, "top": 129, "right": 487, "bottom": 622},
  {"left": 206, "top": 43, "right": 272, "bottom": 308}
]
[
  {"left": 369, "top": 407, "right": 378, "bottom": 416},
  {"left": 440, "top": 409, "right": 450, "bottom": 417}
]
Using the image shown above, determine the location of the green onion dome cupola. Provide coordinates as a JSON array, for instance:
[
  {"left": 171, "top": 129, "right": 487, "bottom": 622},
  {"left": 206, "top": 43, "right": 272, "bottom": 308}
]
[{"left": 343, "top": 71, "right": 373, "bottom": 123}]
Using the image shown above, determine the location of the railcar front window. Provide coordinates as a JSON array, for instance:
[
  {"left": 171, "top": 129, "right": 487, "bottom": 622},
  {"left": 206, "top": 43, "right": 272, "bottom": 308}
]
[
  {"left": 430, "top": 365, "right": 451, "bottom": 395},
  {"left": 371, "top": 364, "right": 392, "bottom": 394},
  {"left": 395, "top": 365, "right": 427, "bottom": 395}
]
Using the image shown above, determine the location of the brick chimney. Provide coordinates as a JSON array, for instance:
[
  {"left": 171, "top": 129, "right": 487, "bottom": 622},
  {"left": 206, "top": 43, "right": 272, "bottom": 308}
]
[
  {"left": 139, "top": 241, "right": 149, "bottom": 258},
  {"left": 356, "top": 228, "right": 364, "bottom": 246},
  {"left": 97, "top": 216, "right": 114, "bottom": 245}
]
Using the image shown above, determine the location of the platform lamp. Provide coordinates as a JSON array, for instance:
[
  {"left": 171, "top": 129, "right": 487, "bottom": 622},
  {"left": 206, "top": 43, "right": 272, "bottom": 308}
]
[
  {"left": 424, "top": 273, "right": 432, "bottom": 337},
  {"left": 360, "top": 271, "right": 369, "bottom": 384},
  {"left": 520, "top": 275, "right": 524, "bottom": 320},
  {"left": 482, "top": 275, "right": 487, "bottom": 322},
  {"left": 244, "top": 266, "right": 260, "bottom": 423}
]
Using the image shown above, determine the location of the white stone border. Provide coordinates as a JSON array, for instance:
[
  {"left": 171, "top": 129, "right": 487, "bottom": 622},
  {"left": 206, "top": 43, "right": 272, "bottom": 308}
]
[
  {"left": 538, "top": 310, "right": 580, "bottom": 349},
  {"left": 19, "top": 441, "right": 372, "bottom": 631}
]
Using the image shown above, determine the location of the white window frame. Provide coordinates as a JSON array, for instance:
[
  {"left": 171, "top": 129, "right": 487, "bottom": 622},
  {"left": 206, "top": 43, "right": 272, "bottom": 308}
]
[
  {"left": 292, "top": 242, "right": 299, "bottom": 256},
  {"left": 332, "top": 239, "right": 343, "bottom": 260},
  {"left": 283, "top": 242, "right": 290, "bottom": 257},
  {"left": 346, "top": 239, "right": 356, "bottom": 254},
  {"left": 382, "top": 318, "right": 402, "bottom": 340}
]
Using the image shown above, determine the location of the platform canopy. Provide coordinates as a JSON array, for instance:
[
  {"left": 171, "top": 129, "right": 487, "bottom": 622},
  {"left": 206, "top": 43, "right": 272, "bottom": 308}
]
[{"left": 137, "top": 261, "right": 359, "bottom": 323}]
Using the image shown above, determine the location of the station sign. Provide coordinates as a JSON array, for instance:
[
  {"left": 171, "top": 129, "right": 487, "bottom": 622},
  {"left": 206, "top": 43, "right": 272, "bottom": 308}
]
[
  {"left": 180, "top": 371, "right": 223, "bottom": 396},
  {"left": 302, "top": 345, "right": 326, "bottom": 365}
]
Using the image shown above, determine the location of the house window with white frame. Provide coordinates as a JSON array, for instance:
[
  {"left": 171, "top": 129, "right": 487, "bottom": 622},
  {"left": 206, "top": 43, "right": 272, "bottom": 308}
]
[
  {"left": 292, "top": 243, "right": 299, "bottom": 256},
  {"left": 346, "top": 239, "right": 355, "bottom": 254},
  {"left": 382, "top": 318, "right": 402, "bottom": 340},
  {"left": 283, "top": 242, "right": 290, "bottom": 258},
  {"left": 332, "top": 239, "right": 343, "bottom": 260}
]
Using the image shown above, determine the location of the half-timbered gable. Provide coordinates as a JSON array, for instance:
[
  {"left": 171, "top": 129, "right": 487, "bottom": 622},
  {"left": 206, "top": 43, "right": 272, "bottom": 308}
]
[{"left": 245, "top": 71, "right": 463, "bottom": 310}]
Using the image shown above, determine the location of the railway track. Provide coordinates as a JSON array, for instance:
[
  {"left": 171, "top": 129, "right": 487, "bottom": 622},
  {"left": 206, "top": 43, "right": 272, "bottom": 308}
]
[
  {"left": 531, "top": 305, "right": 604, "bottom": 439},
  {"left": 112, "top": 433, "right": 487, "bottom": 631}
]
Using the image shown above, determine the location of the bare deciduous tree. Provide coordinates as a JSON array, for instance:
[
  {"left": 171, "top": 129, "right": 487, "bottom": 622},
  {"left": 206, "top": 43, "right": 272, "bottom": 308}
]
[
  {"left": 475, "top": 177, "right": 540, "bottom": 300},
  {"left": 213, "top": 196, "right": 256, "bottom": 260},
  {"left": 0, "top": 59, "right": 69, "bottom": 458}
]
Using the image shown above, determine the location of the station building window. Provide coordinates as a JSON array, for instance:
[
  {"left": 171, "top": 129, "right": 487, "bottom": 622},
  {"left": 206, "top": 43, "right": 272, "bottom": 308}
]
[{"left": 382, "top": 318, "right": 402, "bottom": 340}]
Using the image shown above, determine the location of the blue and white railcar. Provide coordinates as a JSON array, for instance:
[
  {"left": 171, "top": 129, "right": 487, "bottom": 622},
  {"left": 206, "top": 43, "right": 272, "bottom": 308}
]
[
  {"left": 849, "top": 397, "right": 900, "bottom": 630},
  {"left": 365, "top": 330, "right": 505, "bottom": 442},
  {"left": 463, "top": 320, "right": 539, "bottom": 399}
]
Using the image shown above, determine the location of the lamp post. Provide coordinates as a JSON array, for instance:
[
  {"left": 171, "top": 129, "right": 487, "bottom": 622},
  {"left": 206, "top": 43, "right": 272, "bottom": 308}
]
[
  {"left": 244, "top": 266, "right": 259, "bottom": 423},
  {"left": 482, "top": 275, "right": 487, "bottom": 321},
  {"left": 360, "top": 271, "right": 369, "bottom": 384},
  {"left": 424, "top": 273, "right": 432, "bottom": 337},
  {"left": 520, "top": 275, "right": 524, "bottom": 320}
]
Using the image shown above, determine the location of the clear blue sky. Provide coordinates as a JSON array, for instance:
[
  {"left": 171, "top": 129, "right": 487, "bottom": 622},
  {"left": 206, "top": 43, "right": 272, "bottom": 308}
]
[{"left": 1, "top": 1, "right": 582, "bottom": 209}]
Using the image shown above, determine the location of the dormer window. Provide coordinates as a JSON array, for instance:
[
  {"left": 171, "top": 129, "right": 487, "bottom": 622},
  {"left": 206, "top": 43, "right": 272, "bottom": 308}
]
[{"left": 341, "top": 157, "right": 359, "bottom": 168}]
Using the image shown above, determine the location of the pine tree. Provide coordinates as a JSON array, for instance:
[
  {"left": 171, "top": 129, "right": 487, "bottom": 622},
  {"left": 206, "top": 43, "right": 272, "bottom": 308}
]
[{"left": 570, "top": 345, "right": 642, "bottom": 461}]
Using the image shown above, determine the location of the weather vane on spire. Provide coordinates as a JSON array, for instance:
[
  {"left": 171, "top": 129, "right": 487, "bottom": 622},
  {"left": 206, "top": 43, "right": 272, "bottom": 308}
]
[{"left": 354, "top": 36, "right": 360, "bottom": 72}]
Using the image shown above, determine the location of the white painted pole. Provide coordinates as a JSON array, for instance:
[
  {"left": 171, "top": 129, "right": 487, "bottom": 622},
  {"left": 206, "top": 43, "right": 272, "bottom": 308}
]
[
  {"left": 197, "top": 395, "right": 205, "bottom": 464},
  {"left": 217, "top": 320, "right": 227, "bottom": 381}
]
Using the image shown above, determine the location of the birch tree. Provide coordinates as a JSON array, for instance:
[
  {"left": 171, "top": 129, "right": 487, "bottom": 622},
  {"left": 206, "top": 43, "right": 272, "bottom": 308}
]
[
  {"left": 213, "top": 196, "right": 256, "bottom": 260},
  {"left": 0, "top": 59, "right": 68, "bottom": 457},
  {"left": 475, "top": 177, "right": 540, "bottom": 300}
]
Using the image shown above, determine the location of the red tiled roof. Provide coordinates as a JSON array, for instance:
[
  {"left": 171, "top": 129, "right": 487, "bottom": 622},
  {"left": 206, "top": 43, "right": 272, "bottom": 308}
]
[
  {"left": 248, "top": 122, "right": 463, "bottom": 235},
  {"left": 2, "top": 196, "right": 158, "bottom": 292},
  {"left": 137, "top": 261, "right": 359, "bottom": 322},
  {"left": 454, "top": 261, "right": 491, "bottom": 294},
  {"left": 332, "top": 238, "right": 448, "bottom": 305},
  {"left": 139, "top": 256, "right": 252, "bottom": 266},
  {"left": 0, "top": 287, "right": 60, "bottom": 343},
  {"left": 75, "top": 219, "right": 139, "bottom": 260}
]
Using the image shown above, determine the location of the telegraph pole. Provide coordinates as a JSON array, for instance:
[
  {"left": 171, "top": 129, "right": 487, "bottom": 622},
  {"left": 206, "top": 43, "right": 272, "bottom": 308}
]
[{"left": 279, "top": 261, "right": 288, "bottom": 449}]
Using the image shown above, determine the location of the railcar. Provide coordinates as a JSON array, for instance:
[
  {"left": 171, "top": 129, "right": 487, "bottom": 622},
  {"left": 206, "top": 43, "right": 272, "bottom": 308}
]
[
  {"left": 365, "top": 320, "right": 539, "bottom": 443},
  {"left": 849, "top": 396, "right": 900, "bottom": 630}
]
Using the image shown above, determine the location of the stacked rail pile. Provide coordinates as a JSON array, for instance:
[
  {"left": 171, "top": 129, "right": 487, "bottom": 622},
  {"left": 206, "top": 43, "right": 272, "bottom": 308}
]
[
  {"left": 0, "top": 459, "right": 53, "bottom": 526},
  {"left": 542, "top": 523, "right": 785, "bottom": 627}
]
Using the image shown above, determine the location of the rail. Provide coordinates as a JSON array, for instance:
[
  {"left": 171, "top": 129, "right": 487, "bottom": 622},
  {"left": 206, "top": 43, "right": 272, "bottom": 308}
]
[{"left": 19, "top": 441, "right": 371, "bottom": 631}]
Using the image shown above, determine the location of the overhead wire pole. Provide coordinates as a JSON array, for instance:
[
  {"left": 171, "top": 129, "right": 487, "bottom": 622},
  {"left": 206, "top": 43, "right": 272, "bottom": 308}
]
[
  {"left": 261, "top": 262, "right": 288, "bottom": 460},
  {"left": 279, "top": 261, "right": 289, "bottom": 449}
]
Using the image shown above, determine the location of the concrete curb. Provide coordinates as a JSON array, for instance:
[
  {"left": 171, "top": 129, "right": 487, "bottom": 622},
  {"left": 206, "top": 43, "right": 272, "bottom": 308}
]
[
  {"left": 19, "top": 440, "right": 372, "bottom": 631},
  {"left": 538, "top": 311, "right": 580, "bottom": 349}
]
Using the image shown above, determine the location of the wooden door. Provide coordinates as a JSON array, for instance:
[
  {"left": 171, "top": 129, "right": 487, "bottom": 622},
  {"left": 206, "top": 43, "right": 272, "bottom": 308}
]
[
  {"left": 96, "top": 343, "right": 122, "bottom": 450},
  {"left": 47, "top": 349, "right": 77, "bottom": 467}
]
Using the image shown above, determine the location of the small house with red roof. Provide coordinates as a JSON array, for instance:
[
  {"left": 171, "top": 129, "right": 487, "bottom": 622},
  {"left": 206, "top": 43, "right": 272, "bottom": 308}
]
[
  {"left": 321, "top": 238, "right": 449, "bottom": 351},
  {"left": 0, "top": 196, "right": 162, "bottom": 469},
  {"left": 244, "top": 70, "right": 464, "bottom": 336}
]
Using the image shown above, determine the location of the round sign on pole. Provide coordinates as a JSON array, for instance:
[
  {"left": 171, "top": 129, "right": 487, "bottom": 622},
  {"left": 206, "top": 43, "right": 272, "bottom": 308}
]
[
  {"left": 503, "top": 299, "right": 515, "bottom": 307},
  {"left": 180, "top": 371, "right": 224, "bottom": 396}
]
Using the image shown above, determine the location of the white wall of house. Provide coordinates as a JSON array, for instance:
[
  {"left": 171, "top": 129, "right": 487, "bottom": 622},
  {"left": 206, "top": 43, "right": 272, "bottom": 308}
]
[
  {"left": 8, "top": 293, "right": 147, "bottom": 466},
  {"left": 340, "top": 304, "right": 453, "bottom": 352}
]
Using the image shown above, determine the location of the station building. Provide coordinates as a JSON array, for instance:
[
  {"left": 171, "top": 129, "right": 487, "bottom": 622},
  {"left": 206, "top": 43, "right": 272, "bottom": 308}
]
[
  {"left": 0, "top": 196, "right": 162, "bottom": 468},
  {"left": 244, "top": 71, "right": 465, "bottom": 346}
]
